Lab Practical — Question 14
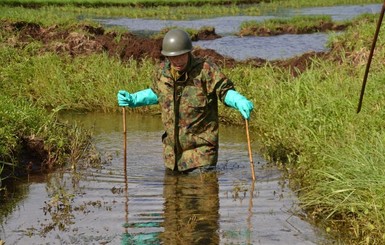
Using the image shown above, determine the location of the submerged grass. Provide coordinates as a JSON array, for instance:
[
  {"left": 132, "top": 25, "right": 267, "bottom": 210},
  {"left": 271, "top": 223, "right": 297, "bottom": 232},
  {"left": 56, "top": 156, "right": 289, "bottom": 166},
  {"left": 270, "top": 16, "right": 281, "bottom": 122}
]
[{"left": 1, "top": 1, "right": 385, "bottom": 244}]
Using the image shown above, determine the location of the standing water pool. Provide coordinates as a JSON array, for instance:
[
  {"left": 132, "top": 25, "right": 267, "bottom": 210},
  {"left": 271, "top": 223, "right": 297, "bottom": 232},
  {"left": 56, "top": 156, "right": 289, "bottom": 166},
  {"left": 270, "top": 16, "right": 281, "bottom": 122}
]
[{"left": 0, "top": 113, "right": 329, "bottom": 244}]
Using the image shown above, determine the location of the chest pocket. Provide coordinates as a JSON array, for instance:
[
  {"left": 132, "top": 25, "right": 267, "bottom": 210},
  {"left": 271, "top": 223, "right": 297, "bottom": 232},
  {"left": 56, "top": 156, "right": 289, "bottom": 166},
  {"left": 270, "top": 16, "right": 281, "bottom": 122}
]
[
  {"left": 182, "top": 78, "right": 208, "bottom": 107},
  {"left": 178, "top": 78, "right": 209, "bottom": 122}
]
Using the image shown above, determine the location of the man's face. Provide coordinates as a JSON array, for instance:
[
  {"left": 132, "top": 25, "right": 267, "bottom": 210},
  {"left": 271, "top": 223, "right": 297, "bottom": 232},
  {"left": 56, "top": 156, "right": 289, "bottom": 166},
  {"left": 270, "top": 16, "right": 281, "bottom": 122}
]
[{"left": 168, "top": 53, "right": 189, "bottom": 71}]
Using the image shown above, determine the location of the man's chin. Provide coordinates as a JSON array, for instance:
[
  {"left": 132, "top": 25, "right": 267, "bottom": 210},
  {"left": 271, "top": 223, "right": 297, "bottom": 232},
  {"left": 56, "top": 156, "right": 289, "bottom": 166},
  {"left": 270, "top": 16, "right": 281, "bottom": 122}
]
[{"left": 174, "top": 66, "right": 185, "bottom": 71}]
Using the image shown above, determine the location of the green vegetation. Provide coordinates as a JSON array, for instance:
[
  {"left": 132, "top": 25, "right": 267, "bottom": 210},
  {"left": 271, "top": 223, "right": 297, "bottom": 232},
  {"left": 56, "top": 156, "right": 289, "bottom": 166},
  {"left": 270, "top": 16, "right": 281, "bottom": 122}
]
[
  {"left": 231, "top": 15, "right": 385, "bottom": 243},
  {"left": 0, "top": 50, "right": 141, "bottom": 112},
  {"left": 264, "top": 0, "right": 380, "bottom": 8},
  {"left": 0, "top": 0, "right": 381, "bottom": 25},
  {"left": 0, "top": 0, "right": 379, "bottom": 8},
  {"left": 0, "top": 95, "right": 94, "bottom": 182},
  {"left": 239, "top": 15, "right": 350, "bottom": 36},
  {"left": 1, "top": 0, "right": 385, "bottom": 244},
  {"left": 0, "top": 0, "right": 257, "bottom": 6}
]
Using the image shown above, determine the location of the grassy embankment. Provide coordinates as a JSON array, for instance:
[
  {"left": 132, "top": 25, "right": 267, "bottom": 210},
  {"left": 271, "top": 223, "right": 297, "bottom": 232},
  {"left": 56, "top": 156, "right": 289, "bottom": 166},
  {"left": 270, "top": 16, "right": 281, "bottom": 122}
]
[
  {"left": 239, "top": 15, "right": 350, "bottom": 36},
  {"left": 0, "top": 0, "right": 380, "bottom": 7},
  {"left": 0, "top": 0, "right": 381, "bottom": 22},
  {"left": 1, "top": 0, "right": 385, "bottom": 243},
  {"left": 235, "top": 17, "right": 385, "bottom": 244},
  {"left": 0, "top": 32, "right": 96, "bottom": 192}
]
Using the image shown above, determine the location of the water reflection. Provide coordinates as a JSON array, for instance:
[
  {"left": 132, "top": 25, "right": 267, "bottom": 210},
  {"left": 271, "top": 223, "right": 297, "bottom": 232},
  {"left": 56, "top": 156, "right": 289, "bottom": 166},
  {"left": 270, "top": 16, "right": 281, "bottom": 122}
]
[
  {"left": 160, "top": 170, "right": 219, "bottom": 244},
  {"left": 121, "top": 169, "right": 220, "bottom": 245},
  {"left": 247, "top": 181, "right": 255, "bottom": 245}
]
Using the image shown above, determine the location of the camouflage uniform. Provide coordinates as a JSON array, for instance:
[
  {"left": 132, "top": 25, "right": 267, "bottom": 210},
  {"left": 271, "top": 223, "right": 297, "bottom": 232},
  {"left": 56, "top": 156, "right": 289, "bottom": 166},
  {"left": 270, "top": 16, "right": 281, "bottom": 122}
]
[{"left": 151, "top": 54, "right": 234, "bottom": 171}]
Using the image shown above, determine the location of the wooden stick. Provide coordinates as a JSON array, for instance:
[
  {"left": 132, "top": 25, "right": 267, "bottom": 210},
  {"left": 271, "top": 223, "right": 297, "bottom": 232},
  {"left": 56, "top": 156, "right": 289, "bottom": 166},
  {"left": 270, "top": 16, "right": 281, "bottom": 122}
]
[
  {"left": 123, "top": 107, "right": 127, "bottom": 173},
  {"left": 357, "top": 1, "right": 385, "bottom": 113},
  {"left": 245, "top": 119, "right": 256, "bottom": 181}
]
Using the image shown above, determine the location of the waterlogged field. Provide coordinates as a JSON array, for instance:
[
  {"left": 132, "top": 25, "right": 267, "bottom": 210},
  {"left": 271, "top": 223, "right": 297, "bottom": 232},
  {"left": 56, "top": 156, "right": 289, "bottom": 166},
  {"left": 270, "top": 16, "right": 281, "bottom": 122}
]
[{"left": 1, "top": 0, "right": 385, "bottom": 244}]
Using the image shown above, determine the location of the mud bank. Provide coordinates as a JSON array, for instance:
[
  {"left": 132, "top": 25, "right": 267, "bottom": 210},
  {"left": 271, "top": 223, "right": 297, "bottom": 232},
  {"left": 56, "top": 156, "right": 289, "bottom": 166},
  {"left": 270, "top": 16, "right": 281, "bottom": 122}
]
[{"left": 2, "top": 20, "right": 335, "bottom": 76}]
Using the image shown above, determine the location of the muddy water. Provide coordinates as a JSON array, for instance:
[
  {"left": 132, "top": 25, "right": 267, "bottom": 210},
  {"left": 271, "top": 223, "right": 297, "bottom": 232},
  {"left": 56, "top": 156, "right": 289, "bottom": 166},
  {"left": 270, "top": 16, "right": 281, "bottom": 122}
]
[
  {"left": 0, "top": 113, "right": 329, "bottom": 244},
  {"left": 97, "top": 4, "right": 381, "bottom": 61}
]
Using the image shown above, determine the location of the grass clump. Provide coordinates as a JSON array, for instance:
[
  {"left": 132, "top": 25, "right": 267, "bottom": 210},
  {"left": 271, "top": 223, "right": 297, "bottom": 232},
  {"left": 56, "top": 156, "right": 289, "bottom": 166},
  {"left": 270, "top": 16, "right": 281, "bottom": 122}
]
[
  {"left": 0, "top": 49, "right": 155, "bottom": 112},
  {"left": 0, "top": 95, "right": 94, "bottom": 185},
  {"left": 231, "top": 15, "right": 385, "bottom": 243},
  {"left": 239, "top": 15, "right": 349, "bottom": 36}
]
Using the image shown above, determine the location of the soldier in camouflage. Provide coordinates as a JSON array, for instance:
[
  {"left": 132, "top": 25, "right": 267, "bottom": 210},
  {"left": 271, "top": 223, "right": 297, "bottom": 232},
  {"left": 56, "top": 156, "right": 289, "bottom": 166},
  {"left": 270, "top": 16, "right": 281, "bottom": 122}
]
[{"left": 117, "top": 29, "right": 253, "bottom": 172}]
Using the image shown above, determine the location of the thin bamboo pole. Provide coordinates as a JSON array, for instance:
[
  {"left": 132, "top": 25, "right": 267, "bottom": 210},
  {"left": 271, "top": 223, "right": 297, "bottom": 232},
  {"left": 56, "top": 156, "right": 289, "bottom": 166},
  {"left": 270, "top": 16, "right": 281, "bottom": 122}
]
[
  {"left": 245, "top": 119, "right": 256, "bottom": 181},
  {"left": 357, "top": 1, "right": 385, "bottom": 113},
  {"left": 123, "top": 107, "right": 127, "bottom": 172}
]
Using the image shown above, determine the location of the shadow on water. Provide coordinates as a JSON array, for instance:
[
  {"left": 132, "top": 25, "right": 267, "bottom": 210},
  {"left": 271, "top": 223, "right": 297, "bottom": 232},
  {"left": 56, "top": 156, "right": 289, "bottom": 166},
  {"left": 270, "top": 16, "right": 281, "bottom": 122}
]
[{"left": 0, "top": 113, "right": 330, "bottom": 244}]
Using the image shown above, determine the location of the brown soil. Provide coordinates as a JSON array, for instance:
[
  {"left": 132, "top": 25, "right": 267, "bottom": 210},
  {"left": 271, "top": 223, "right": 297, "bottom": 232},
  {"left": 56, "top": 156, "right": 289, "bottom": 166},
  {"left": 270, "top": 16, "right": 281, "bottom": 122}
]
[
  {"left": 2, "top": 20, "right": 333, "bottom": 76},
  {"left": 0, "top": 135, "right": 52, "bottom": 179},
  {"left": 19, "top": 136, "right": 52, "bottom": 174}
]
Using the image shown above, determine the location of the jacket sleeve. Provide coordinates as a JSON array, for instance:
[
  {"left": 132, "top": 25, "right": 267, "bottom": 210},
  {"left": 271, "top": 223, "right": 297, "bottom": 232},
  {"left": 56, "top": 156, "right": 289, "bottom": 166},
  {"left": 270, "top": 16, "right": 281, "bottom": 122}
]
[{"left": 202, "top": 59, "right": 235, "bottom": 103}]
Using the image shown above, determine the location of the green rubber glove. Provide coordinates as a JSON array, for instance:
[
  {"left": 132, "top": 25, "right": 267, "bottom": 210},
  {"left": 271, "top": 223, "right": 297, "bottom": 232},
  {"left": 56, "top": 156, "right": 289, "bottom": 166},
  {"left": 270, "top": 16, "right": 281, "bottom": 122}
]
[
  {"left": 224, "top": 90, "right": 254, "bottom": 119},
  {"left": 117, "top": 88, "right": 158, "bottom": 107}
]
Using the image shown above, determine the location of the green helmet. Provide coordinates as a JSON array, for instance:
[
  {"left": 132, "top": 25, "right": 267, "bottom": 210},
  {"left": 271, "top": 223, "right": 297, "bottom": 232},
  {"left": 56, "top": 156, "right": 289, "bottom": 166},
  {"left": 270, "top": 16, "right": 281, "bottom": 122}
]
[{"left": 161, "top": 29, "right": 192, "bottom": 57}]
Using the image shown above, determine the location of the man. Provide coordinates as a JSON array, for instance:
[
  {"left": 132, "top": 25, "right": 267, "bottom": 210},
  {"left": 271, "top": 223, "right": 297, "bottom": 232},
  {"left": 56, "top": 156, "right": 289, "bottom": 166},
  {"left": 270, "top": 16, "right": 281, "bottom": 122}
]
[{"left": 117, "top": 29, "right": 253, "bottom": 172}]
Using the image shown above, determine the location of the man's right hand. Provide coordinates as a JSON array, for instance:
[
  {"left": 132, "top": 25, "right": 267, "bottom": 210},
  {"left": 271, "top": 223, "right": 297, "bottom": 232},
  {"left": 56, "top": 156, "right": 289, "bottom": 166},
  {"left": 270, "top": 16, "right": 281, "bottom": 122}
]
[{"left": 117, "top": 90, "right": 133, "bottom": 107}]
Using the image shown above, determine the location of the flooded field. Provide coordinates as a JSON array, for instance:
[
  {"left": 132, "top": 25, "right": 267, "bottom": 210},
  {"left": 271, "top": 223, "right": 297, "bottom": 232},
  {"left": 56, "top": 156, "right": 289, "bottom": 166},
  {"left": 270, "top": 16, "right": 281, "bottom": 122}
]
[
  {"left": 0, "top": 113, "right": 329, "bottom": 244},
  {"left": 97, "top": 4, "right": 381, "bottom": 61}
]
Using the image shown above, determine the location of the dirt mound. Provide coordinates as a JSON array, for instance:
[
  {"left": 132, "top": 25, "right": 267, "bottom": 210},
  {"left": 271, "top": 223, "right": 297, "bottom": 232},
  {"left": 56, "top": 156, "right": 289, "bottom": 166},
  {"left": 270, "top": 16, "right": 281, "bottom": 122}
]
[
  {"left": 191, "top": 27, "right": 222, "bottom": 41},
  {"left": 2, "top": 20, "right": 328, "bottom": 75},
  {"left": 19, "top": 136, "right": 51, "bottom": 173},
  {"left": 272, "top": 51, "right": 329, "bottom": 76}
]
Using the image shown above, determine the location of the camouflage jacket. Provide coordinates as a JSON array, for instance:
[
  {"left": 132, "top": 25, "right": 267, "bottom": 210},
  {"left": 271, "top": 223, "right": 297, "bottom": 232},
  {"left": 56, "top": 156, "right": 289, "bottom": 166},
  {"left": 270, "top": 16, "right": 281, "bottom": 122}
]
[{"left": 151, "top": 54, "right": 234, "bottom": 171}]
